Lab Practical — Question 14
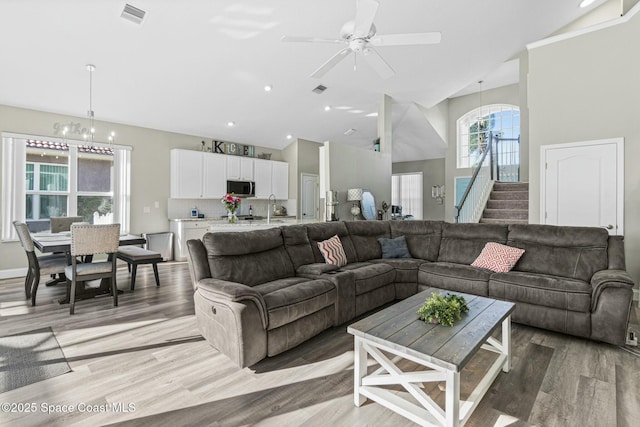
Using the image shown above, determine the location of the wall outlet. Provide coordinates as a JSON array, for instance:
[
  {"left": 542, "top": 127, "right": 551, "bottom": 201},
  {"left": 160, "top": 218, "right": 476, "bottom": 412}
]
[{"left": 143, "top": 206, "right": 151, "bottom": 214}]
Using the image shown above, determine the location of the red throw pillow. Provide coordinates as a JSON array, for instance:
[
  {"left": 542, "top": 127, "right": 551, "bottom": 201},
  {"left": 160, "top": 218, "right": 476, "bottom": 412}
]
[
  {"left": 471, "top": 242, "right": 525, "bottom": 273},
  {"left": 317, "top": 235, "right": 348, "bottom": 267}
]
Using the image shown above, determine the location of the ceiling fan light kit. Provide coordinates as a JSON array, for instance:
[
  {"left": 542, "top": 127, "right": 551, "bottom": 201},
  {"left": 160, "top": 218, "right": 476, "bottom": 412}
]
[{"left": 282, "top": 0, "right": 441, "bottom": 79}]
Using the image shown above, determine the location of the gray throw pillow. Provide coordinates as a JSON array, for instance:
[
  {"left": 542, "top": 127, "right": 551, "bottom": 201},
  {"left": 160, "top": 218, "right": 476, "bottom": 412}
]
[{"left": 378, "top": 235, "right": 411, "bottom": 259}]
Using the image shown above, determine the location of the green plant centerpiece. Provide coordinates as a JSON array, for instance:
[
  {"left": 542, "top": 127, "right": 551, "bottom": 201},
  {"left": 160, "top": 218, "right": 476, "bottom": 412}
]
[{"left": 417, "top": 292, "right": 469, "bottom": 327}]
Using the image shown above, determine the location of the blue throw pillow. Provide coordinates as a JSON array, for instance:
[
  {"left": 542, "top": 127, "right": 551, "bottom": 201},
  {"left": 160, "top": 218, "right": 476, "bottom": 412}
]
[{"left": 378, "top": 235, "right": 411, "bottom": 259}]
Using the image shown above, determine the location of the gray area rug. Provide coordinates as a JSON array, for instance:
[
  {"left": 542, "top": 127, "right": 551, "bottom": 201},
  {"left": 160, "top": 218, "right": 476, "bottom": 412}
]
[{"left": 0, "top": 327, "right": 71, "bottom": 393}]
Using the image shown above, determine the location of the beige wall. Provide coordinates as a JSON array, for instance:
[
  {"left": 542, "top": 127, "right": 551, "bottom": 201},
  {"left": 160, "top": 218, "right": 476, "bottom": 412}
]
[
  {"left": 445, "top": 84, "right": 521, "bottom": 221},
  {"left": 325, "top": 141, "right": 392, "bottom": 221},
  {"left": 392, "top": 159, "right": 446, "bottom": 220},
  {"left": 528, "top": 10, "right": 640, "bottom": 284},
  {"left": 0, "top": 104, "right": 281, "bottom": 272}
]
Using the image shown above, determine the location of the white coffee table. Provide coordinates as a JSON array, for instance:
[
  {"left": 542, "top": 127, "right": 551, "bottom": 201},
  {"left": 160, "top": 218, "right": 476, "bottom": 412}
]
[{"left": 347, "top": 288, "right": 515, "bottom": 427}]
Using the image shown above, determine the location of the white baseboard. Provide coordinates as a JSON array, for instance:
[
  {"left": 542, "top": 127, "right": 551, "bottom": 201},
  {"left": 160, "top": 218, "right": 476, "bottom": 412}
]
[{"left": 0, "top": 268, "right": 27, "bottom": 280}]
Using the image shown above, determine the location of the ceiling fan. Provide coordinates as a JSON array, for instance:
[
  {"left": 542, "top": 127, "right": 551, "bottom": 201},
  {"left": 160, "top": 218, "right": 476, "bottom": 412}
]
[{"left": 281, "top": 0, "right": 441, "bottom": 79}]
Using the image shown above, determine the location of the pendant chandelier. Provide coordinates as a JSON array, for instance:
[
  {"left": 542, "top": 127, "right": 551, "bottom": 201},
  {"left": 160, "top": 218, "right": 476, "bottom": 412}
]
[{"left": 83, "top": 64, "right": 115, "bottom": 147}]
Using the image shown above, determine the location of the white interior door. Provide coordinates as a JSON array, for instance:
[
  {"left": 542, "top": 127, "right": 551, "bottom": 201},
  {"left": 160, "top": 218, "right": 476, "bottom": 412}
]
[
  {"left": 541, "top": 138, "right": 623, "bottom": 235},
  {"left": 301, "top": 173, "right": 319, "bottom": 220}
]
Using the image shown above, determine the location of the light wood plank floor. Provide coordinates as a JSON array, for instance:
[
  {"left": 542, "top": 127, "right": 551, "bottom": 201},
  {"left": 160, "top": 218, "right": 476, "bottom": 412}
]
[{"left": 1, "top": 262, "right": 639, "bottom": 426}]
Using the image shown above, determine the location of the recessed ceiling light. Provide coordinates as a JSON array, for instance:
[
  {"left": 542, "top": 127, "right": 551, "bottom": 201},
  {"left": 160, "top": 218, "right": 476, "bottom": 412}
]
[
  {"left": 579, "top": 0, "right": 595, "bottom": 7},
  {"left": 227, "top": 121, "right": 235, "bottom": 127},
  {"left": 264, "top": 85, "right": 272, "bottom": 92},
  {"left": 286, "top": 134, "right": 293, "bottom": 140},
  {"left": 324, "top": 105, "right": 331, "bottom": 111}
]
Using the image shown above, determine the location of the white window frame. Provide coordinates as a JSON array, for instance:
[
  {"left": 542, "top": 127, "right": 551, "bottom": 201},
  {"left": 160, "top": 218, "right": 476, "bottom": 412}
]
[
  {"left": 2, "top": 132, "right": 131, "bottom": 241},
  {"left": 457, "top": 104, "right": 520, "bottom": 169}
]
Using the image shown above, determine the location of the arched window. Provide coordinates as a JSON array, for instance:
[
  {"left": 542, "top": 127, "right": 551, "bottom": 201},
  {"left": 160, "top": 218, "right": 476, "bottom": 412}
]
[{"left": 457, "top": 104, "right": 520, "bottom": 168}]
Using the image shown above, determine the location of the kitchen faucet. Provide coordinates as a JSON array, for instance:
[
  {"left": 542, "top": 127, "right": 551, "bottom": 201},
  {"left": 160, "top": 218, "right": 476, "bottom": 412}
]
[{"left": 267, "top": 194, "right": 276, "bottom": 224}]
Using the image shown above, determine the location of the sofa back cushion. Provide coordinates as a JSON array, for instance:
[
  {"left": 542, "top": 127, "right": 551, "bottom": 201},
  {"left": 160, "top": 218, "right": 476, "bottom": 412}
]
[
  {"left": 203, "top": 228, "right": 294, "bottom": 287},
  {"left": 345, "top": 221, "right": 391, "bottom": 262},
  {"left": 281, "top": 224, "right": 316, "bottom": 269},
  {"left": 438, "top": 223, "right": 508, "bottom": 264},
  {"left": 305, "top": 222, "right": 358, "bottom": 264},
  {"left": 389, "top": 220, "right": 442, "bottom": 261},
  {"left": 507, "top": 224, "right": 608, "bottom": 281}
]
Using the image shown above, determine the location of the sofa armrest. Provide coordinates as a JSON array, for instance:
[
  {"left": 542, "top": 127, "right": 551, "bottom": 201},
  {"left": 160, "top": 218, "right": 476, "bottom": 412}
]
[
  {"left": 589, "top": 269, "right": 635, "bottom": 345},
  {"left": 296, "top": 263, "right": 341, "bottom": 276},
  {"left": 591, "top": 269, "right": 634, "bottom": 308},
  {"left": 197, "top": 278, "right": 268, "bottom": 330}
]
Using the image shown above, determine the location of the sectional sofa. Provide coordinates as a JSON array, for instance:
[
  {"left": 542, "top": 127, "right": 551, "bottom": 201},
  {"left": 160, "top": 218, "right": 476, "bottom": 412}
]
[{"left": 186, "top": 220, "right": 635, "bottom": 368}]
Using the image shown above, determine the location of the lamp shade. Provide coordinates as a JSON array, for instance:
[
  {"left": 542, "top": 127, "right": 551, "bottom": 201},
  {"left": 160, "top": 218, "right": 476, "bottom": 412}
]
[{"left": 347, "top": 188, "right": 363, "bottom": 202}]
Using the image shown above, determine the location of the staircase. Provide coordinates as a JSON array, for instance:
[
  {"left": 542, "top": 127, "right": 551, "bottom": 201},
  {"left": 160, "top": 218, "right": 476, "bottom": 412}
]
[{"left": 480, "top": 182, "right": 529, "bottom": 224}]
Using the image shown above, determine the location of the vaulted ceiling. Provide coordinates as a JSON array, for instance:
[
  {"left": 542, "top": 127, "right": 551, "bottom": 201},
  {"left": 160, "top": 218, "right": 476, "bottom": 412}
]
[{"left": 0, "top": 0, "right": 606, "bottom": 161}]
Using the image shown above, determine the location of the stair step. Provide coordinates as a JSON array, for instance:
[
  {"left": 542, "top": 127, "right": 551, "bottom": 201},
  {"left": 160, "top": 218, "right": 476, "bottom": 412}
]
[
  {"left": 482, "top": 209, "right": 528, "bottom": 220},
  {"left": 490, "top": 191, "right": 528, "bottom": 200},
  {"left": 487, "top": 199, "right": 528, "bottom": 210},
  {"left": 480, "top": 218, "right": 529, "bottom": 225},
  {"left": 493, "top": 182, "right": 529, "bottom": 191}
]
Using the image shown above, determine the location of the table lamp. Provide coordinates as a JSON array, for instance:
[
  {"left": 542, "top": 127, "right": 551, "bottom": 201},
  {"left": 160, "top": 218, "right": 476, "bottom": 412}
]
[{"left": 347, "top": 188, "right": 363, "bottom": 220}]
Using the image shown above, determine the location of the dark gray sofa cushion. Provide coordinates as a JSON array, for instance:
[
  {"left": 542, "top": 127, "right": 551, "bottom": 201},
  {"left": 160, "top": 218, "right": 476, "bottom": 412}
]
[
  {"left": 489, "top": 271, "right": 591, "bottom": 313},
  {"left": 345, "top": 221, "right": 390, "bottom": 261},
  {"left": 418, "top": 262, "right": 491, "bottom": 295},
  {"left": 306, "top": 222, "right": 358, "bottom": 264},
  {"left": 203, "top": 228, "right": 294, "bottom": 287},
  {"left": 282, "top": 224, "right": 316, "bottom": 269},
  {"left": 370, "top": 258, "right": 423, "bottom": 283},
  {"left": 438, "top": 223, "right": 508, "bottom": 264},
  {"left": 254, "top": 277, "right": 336, "bottom": 330},
  {"left": 389, "top": 220, "right": 442, "bottom": 261},
  {"left": 507, "top": 224, "right": 608, "bottom": 282},
  {"left": 341, "top": 262, "right": 396, "bottom": 295}
]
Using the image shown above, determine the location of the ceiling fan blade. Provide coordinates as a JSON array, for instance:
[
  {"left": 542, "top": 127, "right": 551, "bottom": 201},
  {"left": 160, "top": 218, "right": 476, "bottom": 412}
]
[
  {"left": 281, "top": 35, "right": 343, "bottom": 44},
  {"left": 311, "top": 48, "right": 352, "bottom": 78},
  {"left": 369, "top": 32, "right": 442, "bottom": 46},
  {"left": 353, "top": 0, "right": 379, "bottom": 38},
  {"left": 362, "top": 47, "right": 395, "bottom": 79}
]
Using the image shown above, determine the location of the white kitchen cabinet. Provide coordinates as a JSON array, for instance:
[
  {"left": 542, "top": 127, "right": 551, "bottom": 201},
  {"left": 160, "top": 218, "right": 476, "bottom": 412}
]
[
  {"left": 170, "top": 149, "right": 226, "bottom": 199},
  {"left": 272, "top": 161, "right": 289, "bottom": 200},
  {"left": 253, "top": 159, "right": 272, "bottom": 198},
  {"left": 202, "top": 153, "right": 226, "bottom": 198},
  {"left": 252, "top": 159, "right": 288, "bottom": 199},
  {"left": 226, "top": 156, "right": 254, "bottom": 181},
  {"left": 170, "top": 220, "right": 212, "bottom": 261}
]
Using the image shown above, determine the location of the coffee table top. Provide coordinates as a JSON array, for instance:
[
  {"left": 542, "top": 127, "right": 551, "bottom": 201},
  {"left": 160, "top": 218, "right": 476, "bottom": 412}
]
[{"left": 347, "top": 288, "right": 515, "bottom": 372}]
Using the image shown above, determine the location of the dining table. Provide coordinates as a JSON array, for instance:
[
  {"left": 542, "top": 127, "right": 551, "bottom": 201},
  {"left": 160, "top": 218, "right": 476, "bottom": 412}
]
[{"left": 31, "top": 231, "right": 146, "bottom": 303}]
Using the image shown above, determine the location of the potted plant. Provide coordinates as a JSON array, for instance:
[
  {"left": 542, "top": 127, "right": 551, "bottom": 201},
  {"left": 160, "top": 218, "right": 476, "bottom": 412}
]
[{"left": 417, "top": 292, "right": 469, "bottom": 327}]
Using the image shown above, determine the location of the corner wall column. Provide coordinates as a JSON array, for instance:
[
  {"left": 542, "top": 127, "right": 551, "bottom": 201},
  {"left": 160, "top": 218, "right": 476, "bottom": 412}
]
[{"left": 378, "top": 94, "right": 393, "bottom": 154}]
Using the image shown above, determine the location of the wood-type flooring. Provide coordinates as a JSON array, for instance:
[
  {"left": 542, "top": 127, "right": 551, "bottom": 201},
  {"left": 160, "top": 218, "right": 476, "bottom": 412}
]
[{"left": 1, "top": 262, "right": 639, "bottom": 426}]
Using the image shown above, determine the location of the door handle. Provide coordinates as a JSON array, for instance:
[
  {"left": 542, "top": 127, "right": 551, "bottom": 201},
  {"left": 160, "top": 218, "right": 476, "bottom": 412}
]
[{"left": 603, "top": 224, "right": 614, "bottom": 230}]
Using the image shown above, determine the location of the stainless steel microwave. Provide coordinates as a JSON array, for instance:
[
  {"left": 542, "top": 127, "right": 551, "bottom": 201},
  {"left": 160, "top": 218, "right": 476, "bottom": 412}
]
[{"left": 226, "top": 180, "right": 255, "bottom": 197}]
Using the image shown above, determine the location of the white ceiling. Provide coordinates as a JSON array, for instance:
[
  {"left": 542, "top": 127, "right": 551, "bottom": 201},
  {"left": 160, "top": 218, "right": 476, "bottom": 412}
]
[{"left": 0, "top": 0, "right": 606, "bottom": 162}]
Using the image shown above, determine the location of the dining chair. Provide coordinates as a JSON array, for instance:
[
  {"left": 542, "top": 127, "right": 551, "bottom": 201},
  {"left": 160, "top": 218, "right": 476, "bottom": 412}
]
[
  {"left": 66, "top": 223, "right": 121, "bottom": 315},
  {"left": 50, "top": 216, "right": 84, "bottom": 233},
  {"left": 13, "top": 221, "right": 68, "bottom": 306}
]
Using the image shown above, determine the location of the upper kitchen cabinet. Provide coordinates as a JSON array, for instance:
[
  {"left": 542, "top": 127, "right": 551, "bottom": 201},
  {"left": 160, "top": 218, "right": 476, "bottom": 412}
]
[
  {"left": 254, "top": 159, "right": 288, "bottom": 199},
  {"left": 170, "top": 149, "right": 226, "bottom": 199},
  {"left": 226, "top": 156, "right": 254, "bottom": 181}
]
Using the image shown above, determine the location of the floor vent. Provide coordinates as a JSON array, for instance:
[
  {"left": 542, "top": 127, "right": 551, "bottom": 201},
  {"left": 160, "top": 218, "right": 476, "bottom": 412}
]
[
  {"left": 312, "top": 85, "right": 327, "bottom": 94},
  {"left": 121, "top": 3, "right": 147, "bottom": 25}
]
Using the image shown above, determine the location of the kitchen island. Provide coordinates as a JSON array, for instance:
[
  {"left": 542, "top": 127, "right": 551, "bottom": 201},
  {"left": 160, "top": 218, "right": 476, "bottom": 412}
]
[{"left": 169, "top": 217, "right": 316, "bottom": 261}]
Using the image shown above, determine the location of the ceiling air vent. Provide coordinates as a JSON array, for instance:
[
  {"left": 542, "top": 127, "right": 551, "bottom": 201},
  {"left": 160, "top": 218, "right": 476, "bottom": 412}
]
[
  {"left": 121, "top": 3, "right": 147, "bottom": 25},
  {"left": 343, "top": 128, "right": 356, "bottom": 136},
  {"left": 312, "top": 85, "right": 327, "bottom": 94}
]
